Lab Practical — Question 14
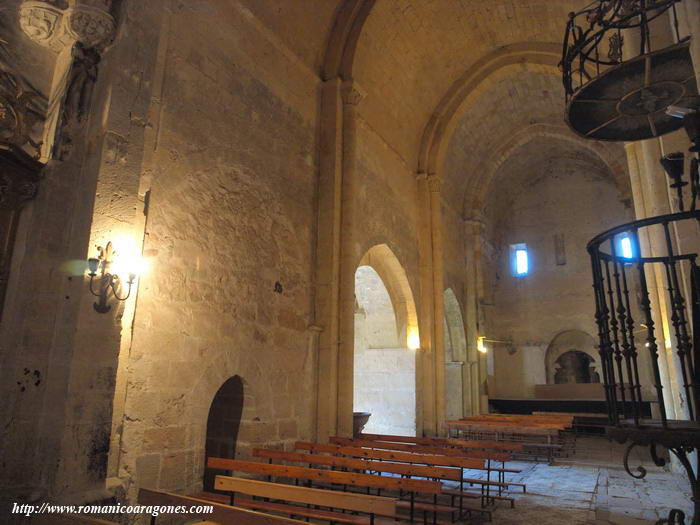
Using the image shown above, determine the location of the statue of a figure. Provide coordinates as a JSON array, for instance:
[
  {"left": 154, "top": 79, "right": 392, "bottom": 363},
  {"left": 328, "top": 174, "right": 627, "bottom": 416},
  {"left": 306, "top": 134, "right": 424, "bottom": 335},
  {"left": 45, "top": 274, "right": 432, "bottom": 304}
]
[
  {"left": 62, "top": 42, "right": 99, "bottom": 123},
  {"left": 53, "top": 42, "right": 100, "bottom": 159}
]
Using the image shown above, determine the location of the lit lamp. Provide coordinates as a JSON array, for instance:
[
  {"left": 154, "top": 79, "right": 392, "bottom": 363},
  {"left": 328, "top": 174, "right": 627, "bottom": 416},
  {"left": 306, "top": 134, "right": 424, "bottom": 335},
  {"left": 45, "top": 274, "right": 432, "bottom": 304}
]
[
  {"left": 87, "top": 241, "right": 139, "bottom": 313},
  {"left": 407, "top": 328, "right": 420, "bottom": 350},
  {"left": 477, "top": 336, "right": 487, "bottom": 354}
]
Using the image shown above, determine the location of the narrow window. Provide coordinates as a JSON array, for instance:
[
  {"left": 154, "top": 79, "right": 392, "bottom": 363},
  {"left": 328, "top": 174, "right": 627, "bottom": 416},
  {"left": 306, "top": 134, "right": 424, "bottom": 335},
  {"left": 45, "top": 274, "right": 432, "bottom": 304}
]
[
  {"left": 616, "top": 232, "right": 635, "bottom": 259},
  {"left": 510, "top": 243, "right": 529, "bottom": 276}
]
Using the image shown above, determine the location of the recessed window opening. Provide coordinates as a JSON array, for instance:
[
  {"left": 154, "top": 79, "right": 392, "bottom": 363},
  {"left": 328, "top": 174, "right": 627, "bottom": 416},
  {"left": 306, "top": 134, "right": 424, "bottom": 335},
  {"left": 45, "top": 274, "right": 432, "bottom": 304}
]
[
  {"left": 510, "top": 243, "right": 529, "bottom": 276},
  {"left": 615, "top": 232, "right": 635, "bottom": 259}
]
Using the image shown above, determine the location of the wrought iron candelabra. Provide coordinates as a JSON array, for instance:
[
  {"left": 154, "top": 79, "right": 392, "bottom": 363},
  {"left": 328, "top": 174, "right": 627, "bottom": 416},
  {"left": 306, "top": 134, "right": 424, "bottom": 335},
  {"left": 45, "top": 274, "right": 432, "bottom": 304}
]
[{"left": 87, "top": 242, "right": 135, "bottom": 313}]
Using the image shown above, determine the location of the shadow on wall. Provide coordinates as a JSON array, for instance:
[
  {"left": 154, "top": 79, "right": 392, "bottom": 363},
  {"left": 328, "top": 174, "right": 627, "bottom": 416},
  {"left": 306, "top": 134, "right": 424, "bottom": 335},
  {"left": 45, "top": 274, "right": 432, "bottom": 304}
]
[
  {"left": 545, "top": 330, "right": 600, "bottom": 385},
  {"left": 203, "top": 375, "right": 244, "bottom": 493}
]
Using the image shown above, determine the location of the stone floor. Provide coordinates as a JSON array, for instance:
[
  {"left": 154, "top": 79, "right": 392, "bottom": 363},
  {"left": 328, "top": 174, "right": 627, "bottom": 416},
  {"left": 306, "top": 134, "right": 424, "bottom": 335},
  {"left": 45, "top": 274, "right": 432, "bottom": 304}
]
[{"left": 459, "top": 436, "right": 694, "bottom": 524}]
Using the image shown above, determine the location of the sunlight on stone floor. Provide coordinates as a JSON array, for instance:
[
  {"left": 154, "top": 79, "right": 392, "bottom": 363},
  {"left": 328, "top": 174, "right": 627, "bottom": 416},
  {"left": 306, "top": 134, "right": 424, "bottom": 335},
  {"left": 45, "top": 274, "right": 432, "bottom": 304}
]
[{"left": 453, "top": 436, "right": 693, "bottom": 524}]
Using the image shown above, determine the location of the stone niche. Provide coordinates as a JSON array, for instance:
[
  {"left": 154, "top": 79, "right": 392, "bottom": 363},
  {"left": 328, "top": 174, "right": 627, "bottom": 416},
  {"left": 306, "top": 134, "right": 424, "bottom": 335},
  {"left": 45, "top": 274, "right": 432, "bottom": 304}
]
[{"left": 535, "top": 329, "right": 605, "bottom": 400}]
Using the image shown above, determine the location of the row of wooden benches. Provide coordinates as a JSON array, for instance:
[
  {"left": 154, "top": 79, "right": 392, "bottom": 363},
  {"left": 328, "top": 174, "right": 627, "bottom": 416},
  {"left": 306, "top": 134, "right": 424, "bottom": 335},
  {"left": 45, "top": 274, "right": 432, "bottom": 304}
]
[
  {"left": 34, "top": 429, "right": 549, "bottom": 525},
  {"left": 446, "top": 414, "right": 576, "bottom": 462},
  {"left": 190, "top": 434, "right": 537, "bottom": 524}
]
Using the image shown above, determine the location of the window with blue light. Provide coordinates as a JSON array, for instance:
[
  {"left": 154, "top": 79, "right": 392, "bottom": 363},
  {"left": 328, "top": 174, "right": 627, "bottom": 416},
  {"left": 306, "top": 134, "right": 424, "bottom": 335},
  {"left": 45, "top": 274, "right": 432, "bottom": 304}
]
[
  {"left": 616, "top": 232, "right": 636, "bottom": 259},
  {"left": 510, "top": 243, "right": 529, "bottom": 277}
]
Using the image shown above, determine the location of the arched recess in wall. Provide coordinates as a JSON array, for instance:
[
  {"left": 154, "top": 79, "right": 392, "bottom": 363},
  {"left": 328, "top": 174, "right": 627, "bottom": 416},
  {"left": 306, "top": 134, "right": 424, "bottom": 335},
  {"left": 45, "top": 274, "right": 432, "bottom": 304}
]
[
  {"left": 203, "top": 375, "right": 244, "bottom": 493},
  {"left": 443, "top": 288, "right": 466, "bottom": 420},
  {"left": 354, "top": 244, "right": 419, "bottom": 436},
  {"left": 545, "top": 330, "right": 599, "bottom": 385}
]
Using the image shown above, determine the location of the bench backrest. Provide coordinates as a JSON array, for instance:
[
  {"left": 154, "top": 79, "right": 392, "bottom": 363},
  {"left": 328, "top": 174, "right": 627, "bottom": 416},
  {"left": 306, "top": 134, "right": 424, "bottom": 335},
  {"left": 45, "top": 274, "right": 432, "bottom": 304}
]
[
  {"left": 446, "top": 420, "right": 560, "bottom": 434},
  {"left": 214, "top": 475, "right": 397, "bottom": 517},
  {"left": 359, "top": 433, "right": 523, "bottom": 452},
  {"left": 253, "top": 448, "right": 462, "bottom": 481},
  {"left": 207, "top": 457, "right": 441, "bottom": 494},
  {"left": 294, "top": 441, "right": 485, "bottom": 470},
  {"left": 137, "top": 488, "right": 307, "bottom": 525},
  {"left": 331, "top": 437, "right": 511, "bottom": 462},
  {"left": 459, "top": 415, "right": 571, "bottom": 429}
]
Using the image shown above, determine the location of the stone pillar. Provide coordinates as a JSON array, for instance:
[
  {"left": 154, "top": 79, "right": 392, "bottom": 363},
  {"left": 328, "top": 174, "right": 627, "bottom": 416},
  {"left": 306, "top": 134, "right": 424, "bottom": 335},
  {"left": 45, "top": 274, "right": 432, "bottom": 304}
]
[
  {"left": 463, "top": 217, "right": 484, "bottom": 416},
  {"left": 314, "top": 77, "right": 344, "bottom": 443},
  {"left": 624, "top": 142, "right": 678, "bottom": 419},
  {"left": 0, "top": 0, "right": 171, "bottom": 506},
  {"left": 416, "top": 172, "right": 436, "bottom": 435},
  {"left": 428, "top": 174, "right": 446, "bottom": 434},
  {"left": 337, "top": 80, "right": 364, "bottom": 438}
]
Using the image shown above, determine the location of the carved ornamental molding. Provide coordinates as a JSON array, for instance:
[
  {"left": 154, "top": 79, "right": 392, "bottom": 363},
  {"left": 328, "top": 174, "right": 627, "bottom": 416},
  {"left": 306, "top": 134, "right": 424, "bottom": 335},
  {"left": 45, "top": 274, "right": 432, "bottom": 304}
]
[
  {"left": 341, "top": 81, "right": 365, "bottom": 107},
  {"left": 19, "top": 0, "right": 115, "bottom": 52}
]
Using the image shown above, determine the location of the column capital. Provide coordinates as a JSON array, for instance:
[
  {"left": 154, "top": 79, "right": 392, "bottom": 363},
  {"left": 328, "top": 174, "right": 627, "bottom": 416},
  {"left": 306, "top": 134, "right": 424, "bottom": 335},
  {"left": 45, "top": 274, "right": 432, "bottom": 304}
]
[
  {"left": 416, "top": 172, "right": 442, "bottom": 193},
  {"left": 464, "top": 214, "right": 485, "bottom": 230},
  {"left": 19, "top": 0, "right": 116, "bottom": 52},
  {"left": 341, "top": 80, "right": 365, "bottom": 106}
]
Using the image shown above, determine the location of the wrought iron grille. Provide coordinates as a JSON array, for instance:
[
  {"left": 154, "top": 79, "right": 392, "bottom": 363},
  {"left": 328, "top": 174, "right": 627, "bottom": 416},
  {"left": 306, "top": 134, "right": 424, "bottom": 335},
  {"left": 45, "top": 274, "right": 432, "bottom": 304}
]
[
  {"left": 586, "top": 115, "right": 700, "bottom": 523},
  {"left": 587, "top": 212, "right": 700, "bottom": 428},
  {"left": 561, "top": 0, "right": 683, "bottom": 101}
]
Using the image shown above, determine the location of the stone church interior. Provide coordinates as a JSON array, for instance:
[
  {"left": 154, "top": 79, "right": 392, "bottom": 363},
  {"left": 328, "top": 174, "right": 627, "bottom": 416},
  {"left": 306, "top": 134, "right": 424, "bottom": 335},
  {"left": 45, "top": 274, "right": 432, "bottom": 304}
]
[{"left": 2, "top": 0, "right": 700, "bottom": 524}]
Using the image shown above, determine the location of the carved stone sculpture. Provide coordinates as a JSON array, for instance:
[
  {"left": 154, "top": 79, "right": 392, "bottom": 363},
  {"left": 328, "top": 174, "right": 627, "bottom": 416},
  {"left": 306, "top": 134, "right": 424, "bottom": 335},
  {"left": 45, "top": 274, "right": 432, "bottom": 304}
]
[
  {"left": 19, "top": 0, "right": 115, "bottom": 52},
  {"left": 53, "top": 41, "right": 100, "bottom": 159}
]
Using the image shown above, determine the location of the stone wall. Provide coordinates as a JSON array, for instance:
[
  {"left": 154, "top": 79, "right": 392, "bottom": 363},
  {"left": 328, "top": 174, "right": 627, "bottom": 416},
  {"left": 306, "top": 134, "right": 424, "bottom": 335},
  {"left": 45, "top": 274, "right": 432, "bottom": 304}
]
[
  {"left": 485, "top": 156, "right": 634, "bottom": 399},
  {"left": 115, "top": 0, "right": 321, "bottom": 498}
]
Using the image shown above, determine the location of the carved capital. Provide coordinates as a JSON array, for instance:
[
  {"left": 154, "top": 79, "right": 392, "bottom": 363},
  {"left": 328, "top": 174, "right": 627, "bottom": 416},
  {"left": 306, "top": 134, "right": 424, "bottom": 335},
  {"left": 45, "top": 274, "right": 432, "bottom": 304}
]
[
  {"left": 18, "top": 1, "right": 66, "bottom": 51},
  {"left": 65, "top": 3, "right": 115, "bottom": 50},
  {"left": 427, "top": 174, "right": 442, "bottom": 193},
  {"left": 341, "top": 81, "right": 365, "bottom": 106},
  {"left": 19, "top": 0, "right": 115, "bottom": 52}
]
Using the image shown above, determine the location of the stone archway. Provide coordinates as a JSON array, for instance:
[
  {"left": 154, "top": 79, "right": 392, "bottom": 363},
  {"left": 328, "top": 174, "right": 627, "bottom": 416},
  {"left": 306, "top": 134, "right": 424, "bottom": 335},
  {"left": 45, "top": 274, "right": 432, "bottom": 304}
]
[
  {"left": 443, "top": 288, "right": 466, "bottom": 420},
  {"left": 203, "top": 375, "right": 244, "bottom": 493},
  {"left": 545, "top": 330, "right": 599, "bottom": 385},
  {"left": 353, "top": 244, "right": 419, "bottom": 436}
]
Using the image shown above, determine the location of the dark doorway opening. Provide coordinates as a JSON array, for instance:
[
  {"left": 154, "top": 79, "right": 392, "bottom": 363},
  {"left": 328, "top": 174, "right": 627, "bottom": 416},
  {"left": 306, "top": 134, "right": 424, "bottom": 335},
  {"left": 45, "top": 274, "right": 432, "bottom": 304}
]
[
  {"left": 203, "top": 375, "right": 244, "bottom": 493},
  {"left": 554, "top": 350, "right": 600, "bottom": 384}
]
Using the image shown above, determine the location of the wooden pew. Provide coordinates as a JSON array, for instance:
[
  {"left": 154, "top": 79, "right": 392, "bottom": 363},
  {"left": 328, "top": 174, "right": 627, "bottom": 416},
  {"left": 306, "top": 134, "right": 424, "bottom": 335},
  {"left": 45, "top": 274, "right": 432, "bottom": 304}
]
[
  {"left": 359, "top": 433, "right": 525, "bottom": 453},
  {"left": 295, "top": 441, "right": 519, "bottom": 499},
  {"left": 138, "top": 488, "right": 307, "bottom": 525},
  {"left": 331, "top": 437, "right": 514, "bottom": 463},
  {"left": 214, "top": 475, "right": 398, "bottom": 525},
  {"left": 207, "top": 457, "right": 459, "bottom": 523},
  {"left": 447, "top": 418, "right": 568, "bottom": 463},
  {"left": 330, "top": 437, "right": 523, "bottom": 496},
  {"left": 459, "top": 414, "right": 574, "bottom": 429},
  {"left": 254, "top": 447, "right": 508, "bottom": 511}
]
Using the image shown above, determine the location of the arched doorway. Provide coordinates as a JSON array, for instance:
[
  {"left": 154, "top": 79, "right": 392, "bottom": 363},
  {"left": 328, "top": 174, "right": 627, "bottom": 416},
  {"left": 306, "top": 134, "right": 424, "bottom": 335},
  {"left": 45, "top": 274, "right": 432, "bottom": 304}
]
[
  {"left": 353, "top": 245, "right": 418, "bottom": 436},
  {"left": 203, "top": 375, "right": 244, "bottom": 493}
]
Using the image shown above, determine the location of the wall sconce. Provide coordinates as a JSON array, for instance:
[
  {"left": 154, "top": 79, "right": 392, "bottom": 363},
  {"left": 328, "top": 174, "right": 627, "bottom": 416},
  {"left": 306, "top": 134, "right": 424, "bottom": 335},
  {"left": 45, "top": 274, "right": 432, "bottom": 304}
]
[
  {"left": 477, "top": 336, "right": 513, "bottom": 354},
  {"left": 87, "top": 241, "right": 137, "bottom": 313}
]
